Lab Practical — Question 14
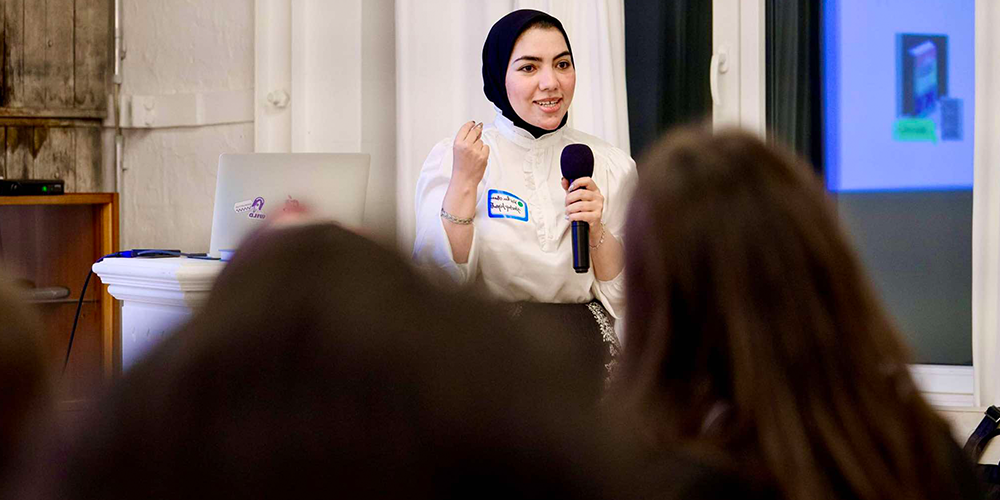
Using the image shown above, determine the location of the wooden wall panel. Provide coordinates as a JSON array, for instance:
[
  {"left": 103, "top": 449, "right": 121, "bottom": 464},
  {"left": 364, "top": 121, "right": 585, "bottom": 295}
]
[
  {"left": 34, "top": 126, "right": 74, "bottom": 191},
  {"left": 47, "top": 0, "right": 76, "bottom": 109},
  {"left": 22, "top": 0, "right": 45, "bottom": 107},
  {"left": 4, "top": 0, "right": 110, "bottom": 113},
  {"left": 0, "top": 0, "right": 109, "bottom": 190},
  {"left": 3, "top": 125, "right": 101, "bottom": 188},
  {"left": 74, "top": 127, "right": 102, "bottom": 191},
  {"left": 0, "top": 127, "right": 6, "bottom": 178},
  {"left": 4, "top": 0, "right": 25, "bottom": 108},
  {"left": 5, "top": 125, "right": 33, "bottom": 178},
  {"left": 0, "top": 2, "right": 5, "bottom": 106},
  {"left": 74, "top": 0, "right": 110, "bottom": 110}
]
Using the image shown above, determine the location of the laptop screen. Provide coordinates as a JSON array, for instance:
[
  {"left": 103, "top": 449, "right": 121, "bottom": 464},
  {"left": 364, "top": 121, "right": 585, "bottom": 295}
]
[{"left": 208, "top": 153, "right": 371, "bottom": 257}]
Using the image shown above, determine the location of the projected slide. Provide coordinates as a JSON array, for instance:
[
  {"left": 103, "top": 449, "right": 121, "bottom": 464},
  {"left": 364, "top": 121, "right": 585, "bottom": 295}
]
[{"left": 824, "top": 0, "right": 974, "bottom": 192}]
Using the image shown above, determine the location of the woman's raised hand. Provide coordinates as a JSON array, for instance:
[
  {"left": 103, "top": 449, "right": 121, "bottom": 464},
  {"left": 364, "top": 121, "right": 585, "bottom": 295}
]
[
  {"left": 441, "top": 121, "right": 487, "bottom": 263},
  {"left": 451, "top": 121, "right": 490, "bottom": 186}
]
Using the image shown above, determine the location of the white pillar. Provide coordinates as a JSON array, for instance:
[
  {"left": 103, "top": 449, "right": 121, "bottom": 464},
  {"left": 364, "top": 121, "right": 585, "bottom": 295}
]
[{"left": 255, "top": 0, "right": 293, "bottom": 152}]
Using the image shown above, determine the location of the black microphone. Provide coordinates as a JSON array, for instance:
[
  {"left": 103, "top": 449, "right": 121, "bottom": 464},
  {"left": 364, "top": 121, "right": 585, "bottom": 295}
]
[{"left": 560, "top": 144, "right": 595, "bottom": 274}]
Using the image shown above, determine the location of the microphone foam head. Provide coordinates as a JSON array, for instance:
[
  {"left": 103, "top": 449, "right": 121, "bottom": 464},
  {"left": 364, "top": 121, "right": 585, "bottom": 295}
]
[{"left": 560, "top": 144, "right": 594, "bottom": 180}]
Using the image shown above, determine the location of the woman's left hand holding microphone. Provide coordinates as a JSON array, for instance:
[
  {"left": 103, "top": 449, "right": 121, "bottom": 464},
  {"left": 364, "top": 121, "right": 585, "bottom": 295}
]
[
  {"left": 561, "top": 176, "right": 623, "bottom": 280},
  {"left": 561, "top": 177, "right": 605, "bottom": 242}
]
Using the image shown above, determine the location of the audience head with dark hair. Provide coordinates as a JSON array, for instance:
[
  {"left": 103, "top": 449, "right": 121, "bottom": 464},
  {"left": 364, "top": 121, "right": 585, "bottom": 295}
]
[
  {"left": 0, "top": 275, "right": 52, "bottom": 495},
  {"left": 26, "top": 222, "right": 750, "bottom": 500},
  {"left": 613, "top": 126, "right": 981, "bottom": 500}
]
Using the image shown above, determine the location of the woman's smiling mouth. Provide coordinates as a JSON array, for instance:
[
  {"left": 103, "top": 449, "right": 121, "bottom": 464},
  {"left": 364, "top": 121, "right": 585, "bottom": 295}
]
[{"left": 534, "top": 97, "right": 563, "bottom": 112}]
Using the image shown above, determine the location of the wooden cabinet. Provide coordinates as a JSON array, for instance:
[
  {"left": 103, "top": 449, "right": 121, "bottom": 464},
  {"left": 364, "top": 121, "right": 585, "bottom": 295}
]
[{"left": 0, "top": 193, "right": 118, "bottom": 409}]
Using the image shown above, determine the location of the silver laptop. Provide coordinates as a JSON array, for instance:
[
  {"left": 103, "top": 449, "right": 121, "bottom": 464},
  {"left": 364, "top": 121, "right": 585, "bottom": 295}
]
[{"left": 208, "top": 153, "right": 370, "bottom": 257}]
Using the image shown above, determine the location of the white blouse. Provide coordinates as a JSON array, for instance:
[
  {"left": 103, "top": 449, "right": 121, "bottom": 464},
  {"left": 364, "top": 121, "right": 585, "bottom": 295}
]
[{"left": 412, "top": 110, "right": 638, "bottom": 318}]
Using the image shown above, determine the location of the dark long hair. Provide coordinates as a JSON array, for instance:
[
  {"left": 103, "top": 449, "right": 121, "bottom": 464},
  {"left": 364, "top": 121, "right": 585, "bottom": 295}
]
[{"left": 615, "top": 127, "right": 969, "bottom": 500}]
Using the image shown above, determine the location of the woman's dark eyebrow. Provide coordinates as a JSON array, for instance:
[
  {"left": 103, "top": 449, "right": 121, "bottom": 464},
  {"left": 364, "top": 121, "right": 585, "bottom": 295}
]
[
  {"left": 511, "top": 51, "right": 572, "bottom": 64},
  {"left": 512, "top": 55, "right": 543, "bottom": 64}
]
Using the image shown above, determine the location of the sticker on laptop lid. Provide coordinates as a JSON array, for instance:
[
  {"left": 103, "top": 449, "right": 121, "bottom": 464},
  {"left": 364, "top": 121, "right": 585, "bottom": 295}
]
[
  {"left": 234, "top": 197, "right": 267, "bottom": 220},
  {"left": 487, "top": 189, "right": 528, "bottom": 221}
]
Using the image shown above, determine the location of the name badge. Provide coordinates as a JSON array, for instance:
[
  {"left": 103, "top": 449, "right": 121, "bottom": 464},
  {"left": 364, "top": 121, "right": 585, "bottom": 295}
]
[{"left": 487, "top": 189, "right": 528, "bottom": 222}]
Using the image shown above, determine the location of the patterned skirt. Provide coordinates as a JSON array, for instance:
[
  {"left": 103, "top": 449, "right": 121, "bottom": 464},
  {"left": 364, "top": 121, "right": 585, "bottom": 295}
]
[{"left": 508, "top": 300, "right": 621, "bottom": 399}]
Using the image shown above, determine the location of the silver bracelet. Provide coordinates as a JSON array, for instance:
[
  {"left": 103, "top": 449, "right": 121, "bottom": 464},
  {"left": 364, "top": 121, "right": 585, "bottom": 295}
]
[
  {"left": 440, "top": 208, "right": 474, "bottom": 225},
  {"left": 590, "top": 221, "right": 607, "bottom": 249}
]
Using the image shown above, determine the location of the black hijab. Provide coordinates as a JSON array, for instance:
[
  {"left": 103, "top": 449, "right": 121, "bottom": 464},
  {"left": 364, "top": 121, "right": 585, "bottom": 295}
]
[{"left": 482, "top": 10, "right": 573, "bottom": 139}]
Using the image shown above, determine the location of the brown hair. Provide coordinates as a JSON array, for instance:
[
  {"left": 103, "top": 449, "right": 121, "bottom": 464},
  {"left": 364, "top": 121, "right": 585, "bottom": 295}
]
[{"left": 615, "top": 126, "right": 970, "bottom": 500}]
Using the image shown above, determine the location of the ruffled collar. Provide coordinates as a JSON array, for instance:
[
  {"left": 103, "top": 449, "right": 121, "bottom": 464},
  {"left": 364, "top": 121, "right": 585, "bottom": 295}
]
[{"left": 492, "top": 107, "right": 566, "bottom": 150}]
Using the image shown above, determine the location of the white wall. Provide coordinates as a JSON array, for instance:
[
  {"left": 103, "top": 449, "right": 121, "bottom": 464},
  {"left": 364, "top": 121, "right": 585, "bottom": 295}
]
[{"left": 119, "top": 0, "right": 255, "bottom": 252}]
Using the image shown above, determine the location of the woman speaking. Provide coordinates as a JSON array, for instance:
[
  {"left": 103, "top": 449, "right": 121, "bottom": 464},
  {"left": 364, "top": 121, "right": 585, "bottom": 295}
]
[{"left": 413, "top": 9, "right": 637, "bottom": 390}]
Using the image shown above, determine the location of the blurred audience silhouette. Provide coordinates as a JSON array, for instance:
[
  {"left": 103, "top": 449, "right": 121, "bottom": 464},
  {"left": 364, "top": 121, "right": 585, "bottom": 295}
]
[
  {"left": 613, "top": 126, "right": 982, "bottom": 500},
  {"left": 10, "top": 223, "right": 755, "bottom": 499}
]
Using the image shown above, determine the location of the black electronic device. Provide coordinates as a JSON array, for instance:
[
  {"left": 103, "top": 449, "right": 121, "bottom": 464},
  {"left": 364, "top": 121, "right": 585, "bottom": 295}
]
[{"left": 0, "top": 179, "right": 65, "bottom": 196}]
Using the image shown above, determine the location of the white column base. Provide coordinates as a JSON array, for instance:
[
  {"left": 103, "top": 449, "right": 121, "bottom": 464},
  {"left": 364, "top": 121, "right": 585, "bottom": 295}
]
[{"left": 93, "top": 257, "right": 225, "bottom": 371}]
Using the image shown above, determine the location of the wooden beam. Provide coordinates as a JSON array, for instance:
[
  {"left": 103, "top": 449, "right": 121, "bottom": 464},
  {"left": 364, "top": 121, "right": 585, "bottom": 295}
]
[
  {"left": 0, "top": 107, "right": 106, "bottom": 119},
  {"left": 0, "top": 117, "right": 101, "bottom": 127}
]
